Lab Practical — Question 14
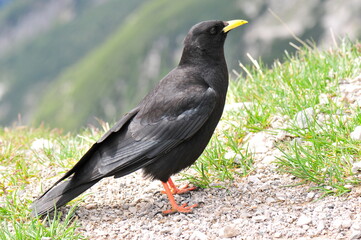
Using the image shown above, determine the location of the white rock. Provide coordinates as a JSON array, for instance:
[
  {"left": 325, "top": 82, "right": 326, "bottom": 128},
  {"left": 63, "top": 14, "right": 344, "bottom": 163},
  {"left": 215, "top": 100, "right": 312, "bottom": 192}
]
[
  {"left": 275, "top": 192, "right": 286, "bottom": 201},
  {"left": 266, "top": 197, "right": 277, "bottom": 204},
  {"left": 296, "top": 215, "right": 312, "bottom": 226},
  {"left": 223, "top": 150, "right": 242, "bottom": 164},
  {"left": 128, "top": 206, "right": 137, "bottom": 214},
  {"left": 262, "top": 155, "right": 276, "bottom": 165},
  {"left": 224, "top": 102, "right": 254, "bottom": 112},
  {"left": 342, "top": 219, "right": 352, "bottom": 229},
  {"left": 224, "top": 150, "right": 236, "bottom": 160},
  {"left": 350, "top": 231, "right": 361, "bottom": 240},
  {"left": 352, "top": 162, "right": 361, "bottom": 174},
  {"left": 350, "top": 126, "right": 361, "bottom": 140},
  {"left": 319, "top": 93, "right": 330, "bottom": 104},
  {"left": 248, "top": 175, "right": 261, "bottom": 184},
  {"left": 352, "top": 223, "right": 361, "bottom": 231},
  {"left": 253, "top": 215, "right": 269, "bottom": 222},
  {"left": 190, "top": 230, "right": 208, "bottom": 240},
  {"left": 219, "top": 225, "right": 241, "bottom": 238},
  {"left": 85, "top": 203, "right": 97, "bottom": 210},
  {"left": 31, "top": 138, "right": 53, "bottom": 151},
  {"left": 275, "top": 130, "right": 288, "bottom": 141},
  {"left": 306, "top": 192, "right": 316, "bottom": 201},
  {"left": 270, "top": 115, "right": 288, "bottom": 128},
  {"left": 245, "top": 131, "right": 275, "bottom": 153},
  {"left": 331, "top": 218, "right": 343, "bottom": 229},
  {"left": 314, "top": 206, "right": 323, "bottom": 212},
  {"left": 294, "top": 107, "right": 315, "bottom": 128},
  {"left": 316, "top": 220, "right": 325, "bottom": 232}
]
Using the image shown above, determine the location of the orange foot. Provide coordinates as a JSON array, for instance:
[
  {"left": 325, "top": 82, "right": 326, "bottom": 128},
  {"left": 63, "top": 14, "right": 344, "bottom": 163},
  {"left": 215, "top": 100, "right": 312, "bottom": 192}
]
[
  {"left": 161, "top": 178, "right": 197, "bottom": 195},
  {"left": 162, "top": 202, "right": 198, "bottom": 215},
  {"left": 161, "top": 178, "right": 198, "bottom": 215}
]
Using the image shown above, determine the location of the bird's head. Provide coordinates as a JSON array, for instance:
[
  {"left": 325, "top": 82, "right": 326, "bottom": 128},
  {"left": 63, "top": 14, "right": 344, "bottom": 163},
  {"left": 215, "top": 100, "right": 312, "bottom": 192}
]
[{"left": 181, "top": 19, "right": 248, "bottom": 63}]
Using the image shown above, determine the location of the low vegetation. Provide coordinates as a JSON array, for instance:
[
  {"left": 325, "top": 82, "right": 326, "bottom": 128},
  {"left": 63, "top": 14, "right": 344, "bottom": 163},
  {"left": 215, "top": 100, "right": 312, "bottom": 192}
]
[{"left": 1, "top": 39, "right": 360, "bottom": 238}]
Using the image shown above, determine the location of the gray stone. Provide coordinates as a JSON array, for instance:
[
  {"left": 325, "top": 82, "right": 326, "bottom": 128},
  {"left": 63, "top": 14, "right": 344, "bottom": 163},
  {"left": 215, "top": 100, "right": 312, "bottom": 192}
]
[
  {"left": 275, "top": 192, "right": 286, "bottom": 201},
  {"left": 306, "top": 192, "right": 316, "bottom": 201},
  {"left": 294, "top": 107, "right": 316, "bottom": 128},
  {"left": 219, "top": 225, "right": 241, "bottom": 238},
  {"left": 352, "top": 162, "right": 361, "bottom": 174},
  {"left": 350, "top": 126, "right": 361, "bottom": 140}
]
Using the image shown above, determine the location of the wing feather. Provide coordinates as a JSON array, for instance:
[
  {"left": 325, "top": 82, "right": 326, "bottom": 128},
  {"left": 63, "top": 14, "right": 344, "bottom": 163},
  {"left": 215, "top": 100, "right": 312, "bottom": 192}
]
[{"left": 56, "top": 71, "right": 218, "bottom": 183}]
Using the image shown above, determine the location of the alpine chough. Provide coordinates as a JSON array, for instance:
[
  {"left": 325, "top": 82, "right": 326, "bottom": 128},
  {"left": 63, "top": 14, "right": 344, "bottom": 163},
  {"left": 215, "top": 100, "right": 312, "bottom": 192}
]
[{"left": 31, "top": 19, "right": 248, "bottom": 216}]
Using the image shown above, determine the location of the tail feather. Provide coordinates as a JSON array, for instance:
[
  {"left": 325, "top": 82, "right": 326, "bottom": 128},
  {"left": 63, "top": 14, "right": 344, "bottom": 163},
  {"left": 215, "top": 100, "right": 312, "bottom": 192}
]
[{"left": 31, "top": 179, "right": 99, "bottom": 216}]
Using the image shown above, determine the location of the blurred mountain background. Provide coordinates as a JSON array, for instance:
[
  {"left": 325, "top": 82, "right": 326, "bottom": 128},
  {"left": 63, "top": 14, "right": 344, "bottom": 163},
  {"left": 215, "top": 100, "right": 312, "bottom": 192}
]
[{"left": 0, "top": 0, "right": 360, "bottom": 131}]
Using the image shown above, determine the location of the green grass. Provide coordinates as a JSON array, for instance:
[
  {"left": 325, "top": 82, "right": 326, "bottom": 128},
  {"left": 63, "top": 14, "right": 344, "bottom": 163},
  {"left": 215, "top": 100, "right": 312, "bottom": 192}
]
[
  {"left": 1, "top": 39, "right": 361, "bottom": 237},
  {"left": 186, "top": 39, "right": 361, "bottom": 195},
  {"left": 0, "top": 126, "right": 102, "bottom": 239}
]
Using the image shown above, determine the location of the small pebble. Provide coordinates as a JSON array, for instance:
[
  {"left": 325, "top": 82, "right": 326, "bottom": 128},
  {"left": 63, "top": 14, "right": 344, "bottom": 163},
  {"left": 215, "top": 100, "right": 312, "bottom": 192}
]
[
  {"left": 294, "top": 107, "right": 315, "bottom": 129},
  {"left": 253, "top": 215, "right": 268, "bottom": 222},
  {"left": 319, "top": 93, "right": 330, "bottom": 104},
  {"left": 352, "top": 162, "right": 361, "bottom": 174},
  {"left": 128, "top": 206, "right": 137, "bottom": 214},
  {"left": 219, "top": 225, "right": 241, "bottom": 238},
  {"left": 85, "top": 203, "right": 97, "bottom": 210},
  {"left": 342, "top": 219, "right": 352, "bottom": 229},
  {"left": 331, "top": 218, "right": 343, "bottom": 229},
  {"left": 350, "top": 231, "right": 361, "bottom": 240},
  {"left": 190, "top": 230, "right": 208, "bottom": 240},
  {"left": 316, "top": 220, "right": 325, "bottom": 232},
  {"left": 297, "top": 215, "right": 312, "bottom": 226},
  {"left": 275, "top": 192, "right": 286, "bottom": 201},
  {"left": 306, "top": 192, "right": 316, "bottom": 201},
  {"left": 350, "top": 126, "right": 361, "bottom": 140}
]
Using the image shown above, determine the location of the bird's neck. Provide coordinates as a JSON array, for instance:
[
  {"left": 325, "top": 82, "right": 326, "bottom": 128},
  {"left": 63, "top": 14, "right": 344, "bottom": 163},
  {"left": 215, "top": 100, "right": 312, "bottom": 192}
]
[
  {"left": 179, "top": 46, "right": 226, "bottom": 66},
  {"left": 179, "top": 45, "right": 229, "bottom": 96}
]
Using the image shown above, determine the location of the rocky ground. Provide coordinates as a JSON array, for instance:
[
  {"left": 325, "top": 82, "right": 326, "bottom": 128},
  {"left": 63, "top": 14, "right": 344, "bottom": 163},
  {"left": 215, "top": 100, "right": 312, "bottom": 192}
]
[
  {"left": 68, "top": 167, "right": 361, "bottom": 240},
  {"left": 30, "top": 74, "right": 361, "bottom": 240}
]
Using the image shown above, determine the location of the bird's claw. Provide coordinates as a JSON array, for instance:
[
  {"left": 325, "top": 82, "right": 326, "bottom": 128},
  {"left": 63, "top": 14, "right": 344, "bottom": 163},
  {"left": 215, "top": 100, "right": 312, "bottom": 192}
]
[
  {"left": 174, "top": 184, "right": 197, "bottom": 194},
  {"left": 162, "top": 203, "right": 198, "bottom": 215},
  {"left": 161, "top": 184, "right": 197, "bottom": 195}
]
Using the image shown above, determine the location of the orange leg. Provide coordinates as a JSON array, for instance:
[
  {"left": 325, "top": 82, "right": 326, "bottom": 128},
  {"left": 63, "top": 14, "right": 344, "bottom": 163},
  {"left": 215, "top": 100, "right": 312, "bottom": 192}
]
[
  {"left": 161, "top": 178, "right": 197, "bottom": 195},
  {"left": 166, "top": 178, "right": 197, "bottom": 194},
  {"left": 161, "top": 181, "right": 198, "bottom": 215}
]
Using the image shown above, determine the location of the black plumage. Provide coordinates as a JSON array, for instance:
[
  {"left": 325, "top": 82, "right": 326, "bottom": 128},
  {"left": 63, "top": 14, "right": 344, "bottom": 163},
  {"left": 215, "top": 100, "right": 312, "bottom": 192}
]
[{"left": 31, "top": 19, "right": 247, "bottom": 216}]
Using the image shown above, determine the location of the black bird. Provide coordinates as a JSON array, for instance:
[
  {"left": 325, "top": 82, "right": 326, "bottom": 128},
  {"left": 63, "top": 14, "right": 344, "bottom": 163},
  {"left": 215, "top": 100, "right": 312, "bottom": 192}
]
[{"left": 31, "top": 19, "right": 248, "bottom": 216}]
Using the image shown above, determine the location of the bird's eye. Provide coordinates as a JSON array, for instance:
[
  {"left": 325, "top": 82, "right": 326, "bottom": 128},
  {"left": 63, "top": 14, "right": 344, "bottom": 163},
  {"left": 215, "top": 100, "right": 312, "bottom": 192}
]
[{"left": 209, "top": 27, "right": 217, "bottom": 35}]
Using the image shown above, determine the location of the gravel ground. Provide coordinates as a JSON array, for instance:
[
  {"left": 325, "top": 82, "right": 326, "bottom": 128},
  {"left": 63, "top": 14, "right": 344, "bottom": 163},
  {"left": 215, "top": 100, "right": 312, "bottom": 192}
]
[
  {"left": 62, "top": 153, "right": 361, "bottom": 240},
  {"left": 30, "top": 74, "right": 361, "bottom": 239}
]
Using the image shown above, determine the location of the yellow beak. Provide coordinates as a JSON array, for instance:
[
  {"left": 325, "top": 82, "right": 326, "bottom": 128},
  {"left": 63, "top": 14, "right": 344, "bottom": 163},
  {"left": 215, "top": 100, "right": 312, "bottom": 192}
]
[{"left": 223, "top": 19, "right": 248, "bottom": 33}]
